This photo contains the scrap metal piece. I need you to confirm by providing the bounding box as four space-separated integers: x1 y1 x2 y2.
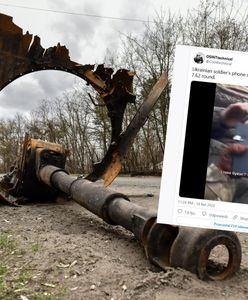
0 13 136 183
0 191 19 206
0 14 241 280
169 227 241 280
0 134 67 202
86 72 168 185
0 135 242 280
39 163 241 280
0 13 167 192
0 13 168 184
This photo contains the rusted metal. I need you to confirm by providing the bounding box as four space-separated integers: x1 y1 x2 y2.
169 227 241 280
39 164 241 280
86 72 168 185
0 13 168 185
0 13 242 281
0 13 137 184
40 165 130 224
0 134 242 280
0 134 67 202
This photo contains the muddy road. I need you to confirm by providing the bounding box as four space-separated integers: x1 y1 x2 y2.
0 176 248 300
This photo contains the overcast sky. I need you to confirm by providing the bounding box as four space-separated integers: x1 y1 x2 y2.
0 0 201 119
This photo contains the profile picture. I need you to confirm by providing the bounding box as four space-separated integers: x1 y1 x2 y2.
194 53 204 64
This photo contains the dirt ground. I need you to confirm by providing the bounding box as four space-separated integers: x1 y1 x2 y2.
1 176 248 300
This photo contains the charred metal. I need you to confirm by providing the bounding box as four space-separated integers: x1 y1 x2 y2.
0 13 242 281
0 13 136 185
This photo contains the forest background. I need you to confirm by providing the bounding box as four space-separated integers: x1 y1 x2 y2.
0 0 247 174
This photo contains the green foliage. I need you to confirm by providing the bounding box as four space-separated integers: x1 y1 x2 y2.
14 271 32 286
31 293 52 300
0 233 16 252
31 243 40 253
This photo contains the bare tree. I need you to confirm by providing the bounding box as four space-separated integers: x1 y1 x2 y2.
1 0 248 175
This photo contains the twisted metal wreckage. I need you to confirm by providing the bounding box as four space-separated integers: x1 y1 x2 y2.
0 13 242 280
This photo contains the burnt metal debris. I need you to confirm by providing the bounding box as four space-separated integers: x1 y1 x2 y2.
0 13 137 186
0 13 242 280
0 135 242 280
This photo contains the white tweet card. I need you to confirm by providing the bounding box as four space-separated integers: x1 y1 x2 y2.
158 45 248 233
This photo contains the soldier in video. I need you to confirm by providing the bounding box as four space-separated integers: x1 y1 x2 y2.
205 101 248 203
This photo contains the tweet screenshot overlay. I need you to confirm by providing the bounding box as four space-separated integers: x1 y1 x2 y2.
157 45 248 233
